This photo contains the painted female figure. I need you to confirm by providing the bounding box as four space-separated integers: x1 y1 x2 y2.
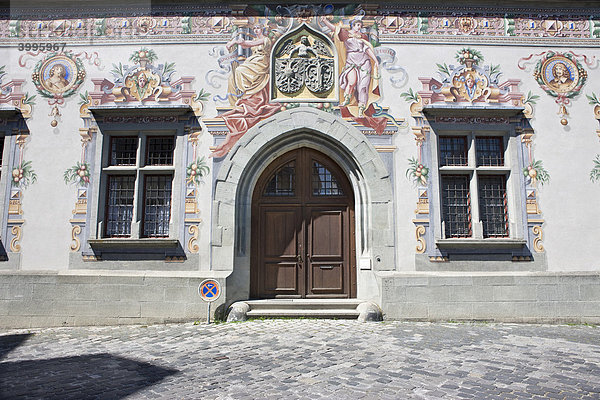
226 24 272 106
45 64 70 92
212 24 281 158
319 16 385 133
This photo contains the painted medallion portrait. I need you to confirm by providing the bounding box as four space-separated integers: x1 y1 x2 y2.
32 52 85 99
540 56 579 94
39 55 77 94
530 51 588 125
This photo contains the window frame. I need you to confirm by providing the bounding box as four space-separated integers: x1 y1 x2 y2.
0 133 9 252
91 129 182 242
430 127 524 243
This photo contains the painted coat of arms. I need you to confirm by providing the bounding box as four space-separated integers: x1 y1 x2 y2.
273 26 336 100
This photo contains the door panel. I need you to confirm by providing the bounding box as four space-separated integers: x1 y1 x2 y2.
259 207 303 296
310 210 343 257
310 262 344 293
263 210 299 257
264 262 298 293
307 208 347 296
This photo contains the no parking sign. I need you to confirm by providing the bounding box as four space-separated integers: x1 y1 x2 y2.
198 279 221 302
198 279 221 324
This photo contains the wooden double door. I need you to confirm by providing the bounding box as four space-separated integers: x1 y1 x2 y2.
251 148 356 298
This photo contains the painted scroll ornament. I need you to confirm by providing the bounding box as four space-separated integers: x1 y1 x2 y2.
110 48 176 102
31 51 86 127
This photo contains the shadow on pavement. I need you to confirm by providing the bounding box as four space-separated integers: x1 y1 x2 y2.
0 352 179 399
0 334 33 360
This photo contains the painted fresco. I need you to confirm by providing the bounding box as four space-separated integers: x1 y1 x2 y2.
0 3 598 267
401 48 547 260
587 93 600 183
3 7 599 41
71 48 210 255
209 20 283 158
206 5 406 157
30 51 86 127
0 65 36 254
519 51 593 125
90 48 201 107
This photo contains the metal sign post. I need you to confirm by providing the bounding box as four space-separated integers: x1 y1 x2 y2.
198 279 221 324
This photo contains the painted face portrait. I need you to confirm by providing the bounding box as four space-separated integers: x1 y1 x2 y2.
44 63 70 92
138 73 148 88
548 61 574 92
465 75 475 89
350 19 363 32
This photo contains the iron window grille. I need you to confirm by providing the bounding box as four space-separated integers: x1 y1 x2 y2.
105 175 135 237
264 161 295 196
441 175 472 238
0 137 4 179
438 134 510 239
142 175 172 238
476 136 504 167
478 175 509 237
439 136 468 166
146 136 175 166
103 133 175 238
312 161 344 196
110 136 137 166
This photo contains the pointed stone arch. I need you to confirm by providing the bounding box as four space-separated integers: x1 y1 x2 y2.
211 108 394 302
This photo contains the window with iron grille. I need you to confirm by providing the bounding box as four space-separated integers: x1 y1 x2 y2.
264 161 295 196
103 133 175 238
439 136 468 166
441 175 472 238
146 136 175 166
476 136 504 167
312 161 344 196
105 175 135 237
438 133 510 239
478 175 508 237
142 175 172 237
110 136 137 166
0 136 4 179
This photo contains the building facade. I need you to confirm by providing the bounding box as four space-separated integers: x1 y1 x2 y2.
1 1 600 328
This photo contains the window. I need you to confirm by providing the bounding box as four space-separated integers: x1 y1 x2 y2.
264 161 295 196
102 133 175 238
438 133 510 239
0 136 4 178
312 161 344 196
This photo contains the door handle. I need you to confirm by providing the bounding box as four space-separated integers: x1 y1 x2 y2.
297 254 303 267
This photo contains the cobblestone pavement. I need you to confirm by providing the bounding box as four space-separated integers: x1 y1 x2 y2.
1 320 600 399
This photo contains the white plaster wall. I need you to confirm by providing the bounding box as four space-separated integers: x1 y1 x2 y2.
3 43 218 270
3 38 600 272
381 43 600 272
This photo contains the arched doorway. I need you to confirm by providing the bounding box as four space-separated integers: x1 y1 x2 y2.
251 147 356 298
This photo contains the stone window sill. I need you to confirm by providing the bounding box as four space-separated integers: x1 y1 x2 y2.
88 239 180 249
436 238 526 249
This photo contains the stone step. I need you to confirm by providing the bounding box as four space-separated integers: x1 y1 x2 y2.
244 299 363 310
246 308 360 319
226 299 383 322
